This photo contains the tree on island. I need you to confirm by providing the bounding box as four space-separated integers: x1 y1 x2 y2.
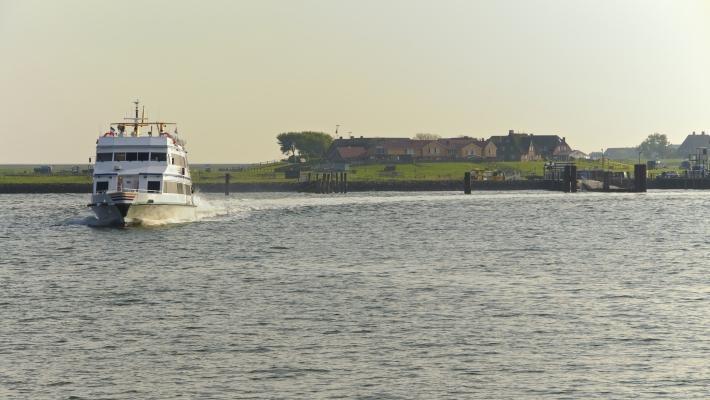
277 132 298 159
413 133 441 140
638 133 671 159
277 131 333 162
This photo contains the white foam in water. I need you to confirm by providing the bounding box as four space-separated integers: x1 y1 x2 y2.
78 191 559 227
127 192 233 226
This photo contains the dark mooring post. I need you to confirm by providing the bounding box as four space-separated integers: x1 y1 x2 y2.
343 172 348 193
603 172 611 191
563 165 572 193
634 164 647 192
224 173 230 195
570 165 578 193
464 171 472 194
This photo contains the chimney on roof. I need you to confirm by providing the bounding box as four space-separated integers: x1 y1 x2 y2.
360 136 364 138
339 136 343 139
508 129 514 136
350 136 354 139
703 131 706 135
693 131 696 135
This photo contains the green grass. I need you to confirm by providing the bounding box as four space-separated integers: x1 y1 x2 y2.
2 159 670 185
348 159 636 181
0 175 92 184
191 162 289 183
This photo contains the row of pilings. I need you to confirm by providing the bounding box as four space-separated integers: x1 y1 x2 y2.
299 172 348 194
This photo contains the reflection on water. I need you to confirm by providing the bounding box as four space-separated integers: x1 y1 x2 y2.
1 191 709 398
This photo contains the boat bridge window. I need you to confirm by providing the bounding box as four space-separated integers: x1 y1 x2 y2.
126 152 138 161
150 152 167 162
163 181 189 194
96 153 113 162
138 152 150 161
95 181 109 192
171 154 187 167
147 181 161 192
114 152 127 161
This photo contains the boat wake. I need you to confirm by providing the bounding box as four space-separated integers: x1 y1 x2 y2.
123 193 232 227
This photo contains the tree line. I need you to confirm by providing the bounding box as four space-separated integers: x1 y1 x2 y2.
277 131 333 162
637 133 673 159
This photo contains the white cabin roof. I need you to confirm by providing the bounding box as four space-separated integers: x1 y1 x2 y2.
97 135 186 153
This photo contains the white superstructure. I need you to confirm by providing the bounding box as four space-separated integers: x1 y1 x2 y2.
89 101 196 225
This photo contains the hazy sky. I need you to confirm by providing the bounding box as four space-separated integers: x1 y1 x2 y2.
1 0 709 163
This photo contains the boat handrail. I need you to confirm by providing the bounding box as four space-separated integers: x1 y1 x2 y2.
112 189 162 194
109 189 191 194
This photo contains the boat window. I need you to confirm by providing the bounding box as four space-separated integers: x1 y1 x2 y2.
96 152 113 162
163 181 177 193
162 181 190 194
171 154 186 167
114 152 127 161
150 152 167 162
137 152 150 161
95 181 109 192
126 152 138 161
147 181 161 192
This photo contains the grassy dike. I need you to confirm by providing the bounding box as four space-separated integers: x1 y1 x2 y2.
0 159 641 193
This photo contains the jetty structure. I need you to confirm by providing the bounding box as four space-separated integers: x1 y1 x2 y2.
463 162 648 194
88 100 196 225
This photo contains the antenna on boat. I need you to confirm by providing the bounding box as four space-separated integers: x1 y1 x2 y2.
132 99 140 137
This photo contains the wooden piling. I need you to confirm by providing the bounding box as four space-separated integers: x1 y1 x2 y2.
464 172 472 194
224 173 230 195
634 164 647 192
570 165 578 193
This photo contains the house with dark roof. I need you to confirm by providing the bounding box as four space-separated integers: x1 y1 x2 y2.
437 137 488 159
677 131 710 157
327 136 492 162
368 138 421 160
488 130 571 161
326 131 565 162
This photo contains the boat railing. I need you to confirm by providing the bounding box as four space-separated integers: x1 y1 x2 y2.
113 188 162 194
110 188 191 195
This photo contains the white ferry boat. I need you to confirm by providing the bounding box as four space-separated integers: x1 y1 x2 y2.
89 101 196 225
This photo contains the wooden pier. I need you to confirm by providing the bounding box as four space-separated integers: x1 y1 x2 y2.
300 171 348 194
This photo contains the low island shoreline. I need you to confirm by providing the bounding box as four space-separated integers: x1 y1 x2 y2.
2 178 709 194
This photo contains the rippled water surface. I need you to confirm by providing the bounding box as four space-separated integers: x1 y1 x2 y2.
1 191 709 399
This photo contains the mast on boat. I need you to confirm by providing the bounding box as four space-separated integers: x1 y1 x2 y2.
109 100 178 140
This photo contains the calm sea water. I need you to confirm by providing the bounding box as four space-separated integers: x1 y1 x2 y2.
1 191 708 399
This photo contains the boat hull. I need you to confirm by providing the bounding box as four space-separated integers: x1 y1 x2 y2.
91 203 197 226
